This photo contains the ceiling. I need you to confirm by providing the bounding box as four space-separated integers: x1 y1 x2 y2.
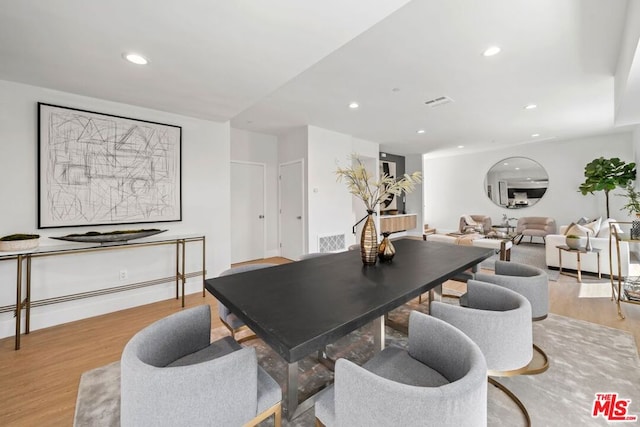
1 0 638 157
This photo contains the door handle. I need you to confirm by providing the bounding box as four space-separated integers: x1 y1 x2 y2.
297 216 302 220
258 215 265 219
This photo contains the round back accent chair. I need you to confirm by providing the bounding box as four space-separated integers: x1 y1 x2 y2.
431 280 533 426
218 263 278 342
514 216 557 244
315 311 488 426
475 261 548 320
474 260 550 375
121 305 282 427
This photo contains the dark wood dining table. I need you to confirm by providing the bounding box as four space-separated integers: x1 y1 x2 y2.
205 238 493 419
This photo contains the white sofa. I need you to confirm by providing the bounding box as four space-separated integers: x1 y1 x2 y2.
545 225 629 277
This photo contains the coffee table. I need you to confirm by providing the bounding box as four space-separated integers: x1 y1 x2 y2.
205 239 493 419
556 245 601 282
426 233 512 261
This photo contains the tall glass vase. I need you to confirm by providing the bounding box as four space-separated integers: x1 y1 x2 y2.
360 211 378 265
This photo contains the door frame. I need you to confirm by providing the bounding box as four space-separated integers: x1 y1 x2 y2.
231 160 267 262
278 158 306 258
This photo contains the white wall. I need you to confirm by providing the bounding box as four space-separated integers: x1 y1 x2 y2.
350 137 380 245
424 132 634 233
230 128 279 257
307 126 353 252
0 79 231 338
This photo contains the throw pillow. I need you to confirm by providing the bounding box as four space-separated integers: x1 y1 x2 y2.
462 215 477 226
585 217 602 235
576 216 589 225
565 222 594 237
597 218 623 237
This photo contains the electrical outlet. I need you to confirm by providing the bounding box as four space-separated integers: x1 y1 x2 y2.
119 270 127 280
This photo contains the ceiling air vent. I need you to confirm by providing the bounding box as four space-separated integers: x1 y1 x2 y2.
424 96 454 107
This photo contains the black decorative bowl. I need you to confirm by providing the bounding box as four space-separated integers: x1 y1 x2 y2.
51 229 167 244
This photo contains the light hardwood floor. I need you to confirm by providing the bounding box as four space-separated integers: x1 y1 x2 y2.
0 257 638 426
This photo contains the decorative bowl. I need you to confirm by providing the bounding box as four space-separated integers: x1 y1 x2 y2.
566 236 581 250
0 238 39 252
51 229 166 245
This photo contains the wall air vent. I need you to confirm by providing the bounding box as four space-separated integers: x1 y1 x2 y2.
424 96 454 107
318 234 345 253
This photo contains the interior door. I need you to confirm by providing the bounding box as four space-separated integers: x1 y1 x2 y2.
279 160 304 260
230 162 265 263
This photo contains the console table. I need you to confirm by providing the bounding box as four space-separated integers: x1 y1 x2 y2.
0 234 206 350
380 214 417 233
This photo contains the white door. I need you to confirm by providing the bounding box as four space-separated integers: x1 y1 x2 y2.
231 162 265 263
279 160 304 260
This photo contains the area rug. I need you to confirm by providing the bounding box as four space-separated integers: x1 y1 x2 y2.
480 242 560 281
578 281 614 298
74 314 640 426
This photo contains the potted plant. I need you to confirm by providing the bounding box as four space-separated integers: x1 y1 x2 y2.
618 185 640 217
578 157 636 218
0 233 40 252
565 234 581 250
617 185 640 239
336 154 421 265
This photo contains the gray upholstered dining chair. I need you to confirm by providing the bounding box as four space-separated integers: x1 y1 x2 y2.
218 263 277 342
474 260 550 374
431 280 533 425
314 311 488 426
474 261 548 320
298 252 331 260
120 305 282 427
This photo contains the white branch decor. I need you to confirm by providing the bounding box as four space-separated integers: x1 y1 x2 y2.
336 154 422 212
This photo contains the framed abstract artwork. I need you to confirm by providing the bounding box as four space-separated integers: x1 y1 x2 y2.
38 103 182 228
380 160 398 210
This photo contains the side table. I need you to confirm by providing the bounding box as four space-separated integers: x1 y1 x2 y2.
556 245 601 283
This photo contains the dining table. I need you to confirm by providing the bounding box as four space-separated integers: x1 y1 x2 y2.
204 238 494 419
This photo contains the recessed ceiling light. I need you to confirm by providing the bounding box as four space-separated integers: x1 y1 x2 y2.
457 145 464 149
483 46 501 57
348 102 359 109
515 167 520 170
417 129 425 134
503 162 509 166
524 104 537 110
123 53 149 65
532 133 540 137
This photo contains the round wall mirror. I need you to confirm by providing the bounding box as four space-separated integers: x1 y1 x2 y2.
485 157 548 209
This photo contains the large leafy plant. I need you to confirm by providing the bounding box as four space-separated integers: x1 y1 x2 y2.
578 157 636 218
618 184 640 217
336 154 422 212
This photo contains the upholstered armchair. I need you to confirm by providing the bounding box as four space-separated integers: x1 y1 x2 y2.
515 216 557 244
459 215 492 234
120 305 282 427
474 261 550 374
218 264 277 342
474 261 548 320
315 311 488 426
431 280 533 424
